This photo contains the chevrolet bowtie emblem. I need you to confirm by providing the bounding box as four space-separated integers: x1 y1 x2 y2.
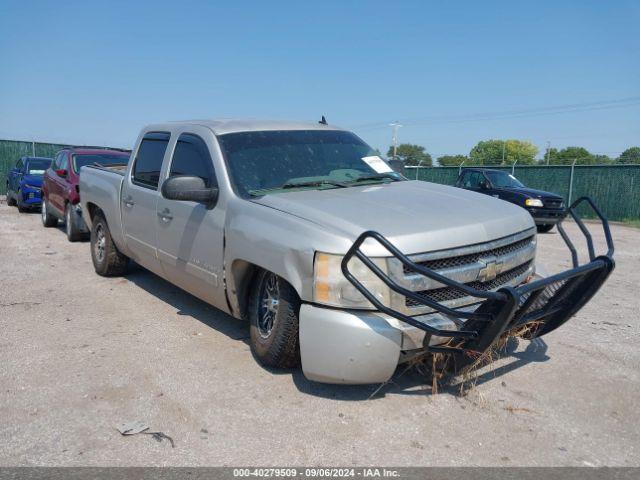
478 256 503 282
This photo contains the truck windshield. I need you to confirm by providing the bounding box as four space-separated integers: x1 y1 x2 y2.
73 154 130 174
26 158 51 175
218 130 403 196
486 170 525 188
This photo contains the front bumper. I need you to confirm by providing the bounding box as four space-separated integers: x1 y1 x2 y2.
21 187 42 205
311 197 614 385
527 207 567 225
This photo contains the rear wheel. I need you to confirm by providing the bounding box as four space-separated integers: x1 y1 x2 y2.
65 204 83 242
6 187 16 206
90 212 128 276
41 198 58 227
248 270 301 369
537 224 554 233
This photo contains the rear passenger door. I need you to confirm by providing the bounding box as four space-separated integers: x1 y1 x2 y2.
121 132 171 276
155 130 226 307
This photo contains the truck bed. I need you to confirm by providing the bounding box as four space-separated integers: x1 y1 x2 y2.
79 164 128 249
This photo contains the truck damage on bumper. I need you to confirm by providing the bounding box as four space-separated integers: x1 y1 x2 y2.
300 197 615 385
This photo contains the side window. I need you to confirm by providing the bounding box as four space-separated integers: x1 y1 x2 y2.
467 172 482 188
168 133 216 188
53 152 63 170
59 153 69 172
132 132 171 189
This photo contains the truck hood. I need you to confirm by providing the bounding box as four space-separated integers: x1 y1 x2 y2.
22 174 44 187
505 186 563 199
252 180 535 254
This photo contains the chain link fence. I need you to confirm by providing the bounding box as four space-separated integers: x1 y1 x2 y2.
407 164 640 222
0 139 122 195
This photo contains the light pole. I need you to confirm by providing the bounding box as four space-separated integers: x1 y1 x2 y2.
546 141 551 165
389 121 403 159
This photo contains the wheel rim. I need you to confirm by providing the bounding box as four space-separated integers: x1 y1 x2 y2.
41 201 47 222
94 223 106 263
257 273 279 338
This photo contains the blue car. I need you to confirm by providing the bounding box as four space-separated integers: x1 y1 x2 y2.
6 156 52 212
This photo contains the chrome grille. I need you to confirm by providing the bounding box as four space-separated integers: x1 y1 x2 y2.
406 261 533 307
403 235 535 273
389 228 537 314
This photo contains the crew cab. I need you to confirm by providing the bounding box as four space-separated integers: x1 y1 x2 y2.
6 156 52 212
41 147 130 241
455 168 566 232
79 120 614 384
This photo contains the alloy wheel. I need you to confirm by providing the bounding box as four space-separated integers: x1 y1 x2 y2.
258 273 279 338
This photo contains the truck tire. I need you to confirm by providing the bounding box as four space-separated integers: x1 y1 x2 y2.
248 270 300 369
41 198 58 227
90 212 128 276
65 203 83 242
537 224 554 233
6 187 16 206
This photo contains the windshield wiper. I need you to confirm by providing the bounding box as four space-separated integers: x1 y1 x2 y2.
349 173 401 183
281 179 348 189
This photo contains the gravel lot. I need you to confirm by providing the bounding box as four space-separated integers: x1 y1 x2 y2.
1 199 638 467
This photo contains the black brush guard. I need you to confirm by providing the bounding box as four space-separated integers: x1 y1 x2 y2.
341 197 615 356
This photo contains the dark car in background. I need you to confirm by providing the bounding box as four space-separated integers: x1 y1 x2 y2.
455 168 566 233
6 156 52 212
42 147 130 241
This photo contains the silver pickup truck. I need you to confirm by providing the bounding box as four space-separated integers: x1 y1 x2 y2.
79 119 615 384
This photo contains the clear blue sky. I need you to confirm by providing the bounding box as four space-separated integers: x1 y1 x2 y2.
1 0 638 159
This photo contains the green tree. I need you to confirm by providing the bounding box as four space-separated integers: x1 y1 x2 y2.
469 139 538 165
437 154 468 166
387 143 432 166
617 147 640 164
548 146 595 165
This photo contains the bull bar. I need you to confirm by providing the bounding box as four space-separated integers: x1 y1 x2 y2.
341 197 615 356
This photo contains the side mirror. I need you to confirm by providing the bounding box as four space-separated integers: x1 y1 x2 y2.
479 180 488 190
56 169 68 178
161 175 218 206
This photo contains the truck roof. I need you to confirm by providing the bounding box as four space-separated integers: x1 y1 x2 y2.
148 118 345 135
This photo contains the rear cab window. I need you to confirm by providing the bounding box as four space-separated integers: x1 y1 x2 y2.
131 132 171 189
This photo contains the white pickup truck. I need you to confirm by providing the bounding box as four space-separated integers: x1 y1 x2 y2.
79 119 615 384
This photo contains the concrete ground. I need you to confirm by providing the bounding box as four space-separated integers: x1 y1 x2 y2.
0 199 638 467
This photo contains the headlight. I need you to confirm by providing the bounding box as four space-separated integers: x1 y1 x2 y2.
525 198 543 207
313 252 391 309
24 184 40 190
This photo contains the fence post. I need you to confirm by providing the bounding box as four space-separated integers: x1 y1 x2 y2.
568 159 577 204
458 160 465 175
31 141 35 156
416 159 424 180
512 159 518 175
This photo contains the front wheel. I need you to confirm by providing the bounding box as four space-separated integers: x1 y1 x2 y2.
16 190 28 212
41 198 58 227
90 213 128 276
537 224 555 233
6 187 16 206
248 270 301 369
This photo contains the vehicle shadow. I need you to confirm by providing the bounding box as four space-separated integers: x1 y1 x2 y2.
120 264 549 400
124 263 250 343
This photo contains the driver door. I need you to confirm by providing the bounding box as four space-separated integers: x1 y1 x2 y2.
156 130 227 308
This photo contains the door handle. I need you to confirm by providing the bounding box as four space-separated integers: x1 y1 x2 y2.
157 208 173 221
123 196 135 207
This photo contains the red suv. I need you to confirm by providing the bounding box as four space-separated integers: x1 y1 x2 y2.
42 147 130 241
